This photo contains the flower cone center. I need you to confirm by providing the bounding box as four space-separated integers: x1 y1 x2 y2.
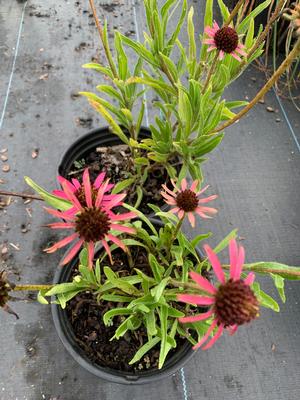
176 190 198 212
214 279 259 327
214 27 238 53
75 207 111 242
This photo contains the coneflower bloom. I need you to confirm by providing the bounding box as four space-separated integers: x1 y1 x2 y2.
178 239 259 350
45 169 137 268
204 21 246 61
161 179 217 227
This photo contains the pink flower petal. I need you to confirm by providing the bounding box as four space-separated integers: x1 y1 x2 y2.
198 195 218 204
110 212 137 221
102 240 113 264
204 245 225 284
189 271 217 295
202 324 224 350
234 245 245 280
52 190 69 200
169 207 180 214
196 185 209 196
229 239 238 280
179 310 214 323
204 26 216 36
110 224 136 234
203 39 216 45
219 50 225 60
61 182 82 211
197 206 218 215
105 193 126 209
47 222 75 229
71 178 81 190
44 207 75 221
61 240 84 266
193 319 218 350
207 46 217 52
187 212 196 228
161 184 176 197
181 178 187 191
87 242 95 269
83 169 92 208
244 272 255 286
228 324 238 336
236 46 247 56
94 172 106 189
178 209 185 219
107 234 127 252
57 176 76 192
213 21 220 31
231 52 242 62
177 294 215 306
44 233 78 253
161 192 177 204
95 179 111 208
190 180 199 192
195 210 212 219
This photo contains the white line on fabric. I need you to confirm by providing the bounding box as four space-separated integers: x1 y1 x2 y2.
180 368 189 400
131 0 150 127
0 1 27 130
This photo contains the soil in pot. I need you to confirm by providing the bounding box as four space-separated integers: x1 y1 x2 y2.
65 246 198 373
61 128 180 214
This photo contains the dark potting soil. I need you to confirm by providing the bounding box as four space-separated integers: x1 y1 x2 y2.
67 143 179 214
65 247 194 373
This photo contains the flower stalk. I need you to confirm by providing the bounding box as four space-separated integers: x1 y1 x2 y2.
0 190 42 201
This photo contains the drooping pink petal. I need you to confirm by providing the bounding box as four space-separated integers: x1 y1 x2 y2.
193 319 218 350
207 45 217 52
202 324 224 350
83 169 92 208
94 172 106 189
169 207 180 214
52 190 69 200
109 212 137 221
102 240 113 264
229 239 238 280
181 178 187 191
60 239 84 265
236 46 247 56
47 222 76 229
178 209 185 219
231 52 242 62
57 176 76 193
195 210 212 219
196 185 209 196
197 206 218 215
161 184 177 197
204 26 216 36
187 212 195 228
44 207 75 221
104 193 126 209
179 310 214 323
110 224 136 234
44 233 79 253
106 234 127 252
213 21 220 31
219 50 225 60
161 192 177 204
189 271 217 295
95 179 111 208
234 245 245 280
87 242 95 269
228 324 238 336
204 245 225 284
170 179 179 191
244 272 255 286
177 294 215 306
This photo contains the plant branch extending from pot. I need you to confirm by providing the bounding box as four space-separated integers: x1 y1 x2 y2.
88 0 118 78
210 37 300 134
0 190 42 201
13 284 54 292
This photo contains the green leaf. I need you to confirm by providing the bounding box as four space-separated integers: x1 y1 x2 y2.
129 337 161 365
270 274 286 303
126 76 177 96
82 63 114 79
112 178 135 194
24 177 72 211
100 294 134 302
191 233 212 248
148 254 164 282
45 282 84 296
151 278 170 302
96 85 124 103
213 229 238 254
225 100 249 109
120 34 159 67
158 305 169 369
217 0 230 23
103 308 133 326
187 7 196 61
37 290 49 305
242 262 300 280
253 283 280 312
123 203 157 235
145 310 157 336
238 0 272 34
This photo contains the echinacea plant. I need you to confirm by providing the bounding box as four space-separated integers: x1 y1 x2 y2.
78 0 300 205
1 171 300 370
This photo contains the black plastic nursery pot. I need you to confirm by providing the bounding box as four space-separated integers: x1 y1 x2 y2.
51 247 196 385
58 126 174 215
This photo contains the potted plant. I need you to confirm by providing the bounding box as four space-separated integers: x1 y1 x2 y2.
58 0 299 213
1 169 300 384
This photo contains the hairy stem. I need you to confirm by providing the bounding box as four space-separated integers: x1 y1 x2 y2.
13 285 53 292
224 0 245 26
210 37 300 134
88 0 118 78
0 190 42 201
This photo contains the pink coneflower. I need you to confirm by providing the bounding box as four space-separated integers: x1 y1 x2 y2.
45 169 136 268
161 179 217 227
204 21 246 61
178 239 259 350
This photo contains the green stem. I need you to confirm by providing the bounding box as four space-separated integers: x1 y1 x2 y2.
13 285 53 292
210 37 300 134
224 0 245 26
222 263 300 278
